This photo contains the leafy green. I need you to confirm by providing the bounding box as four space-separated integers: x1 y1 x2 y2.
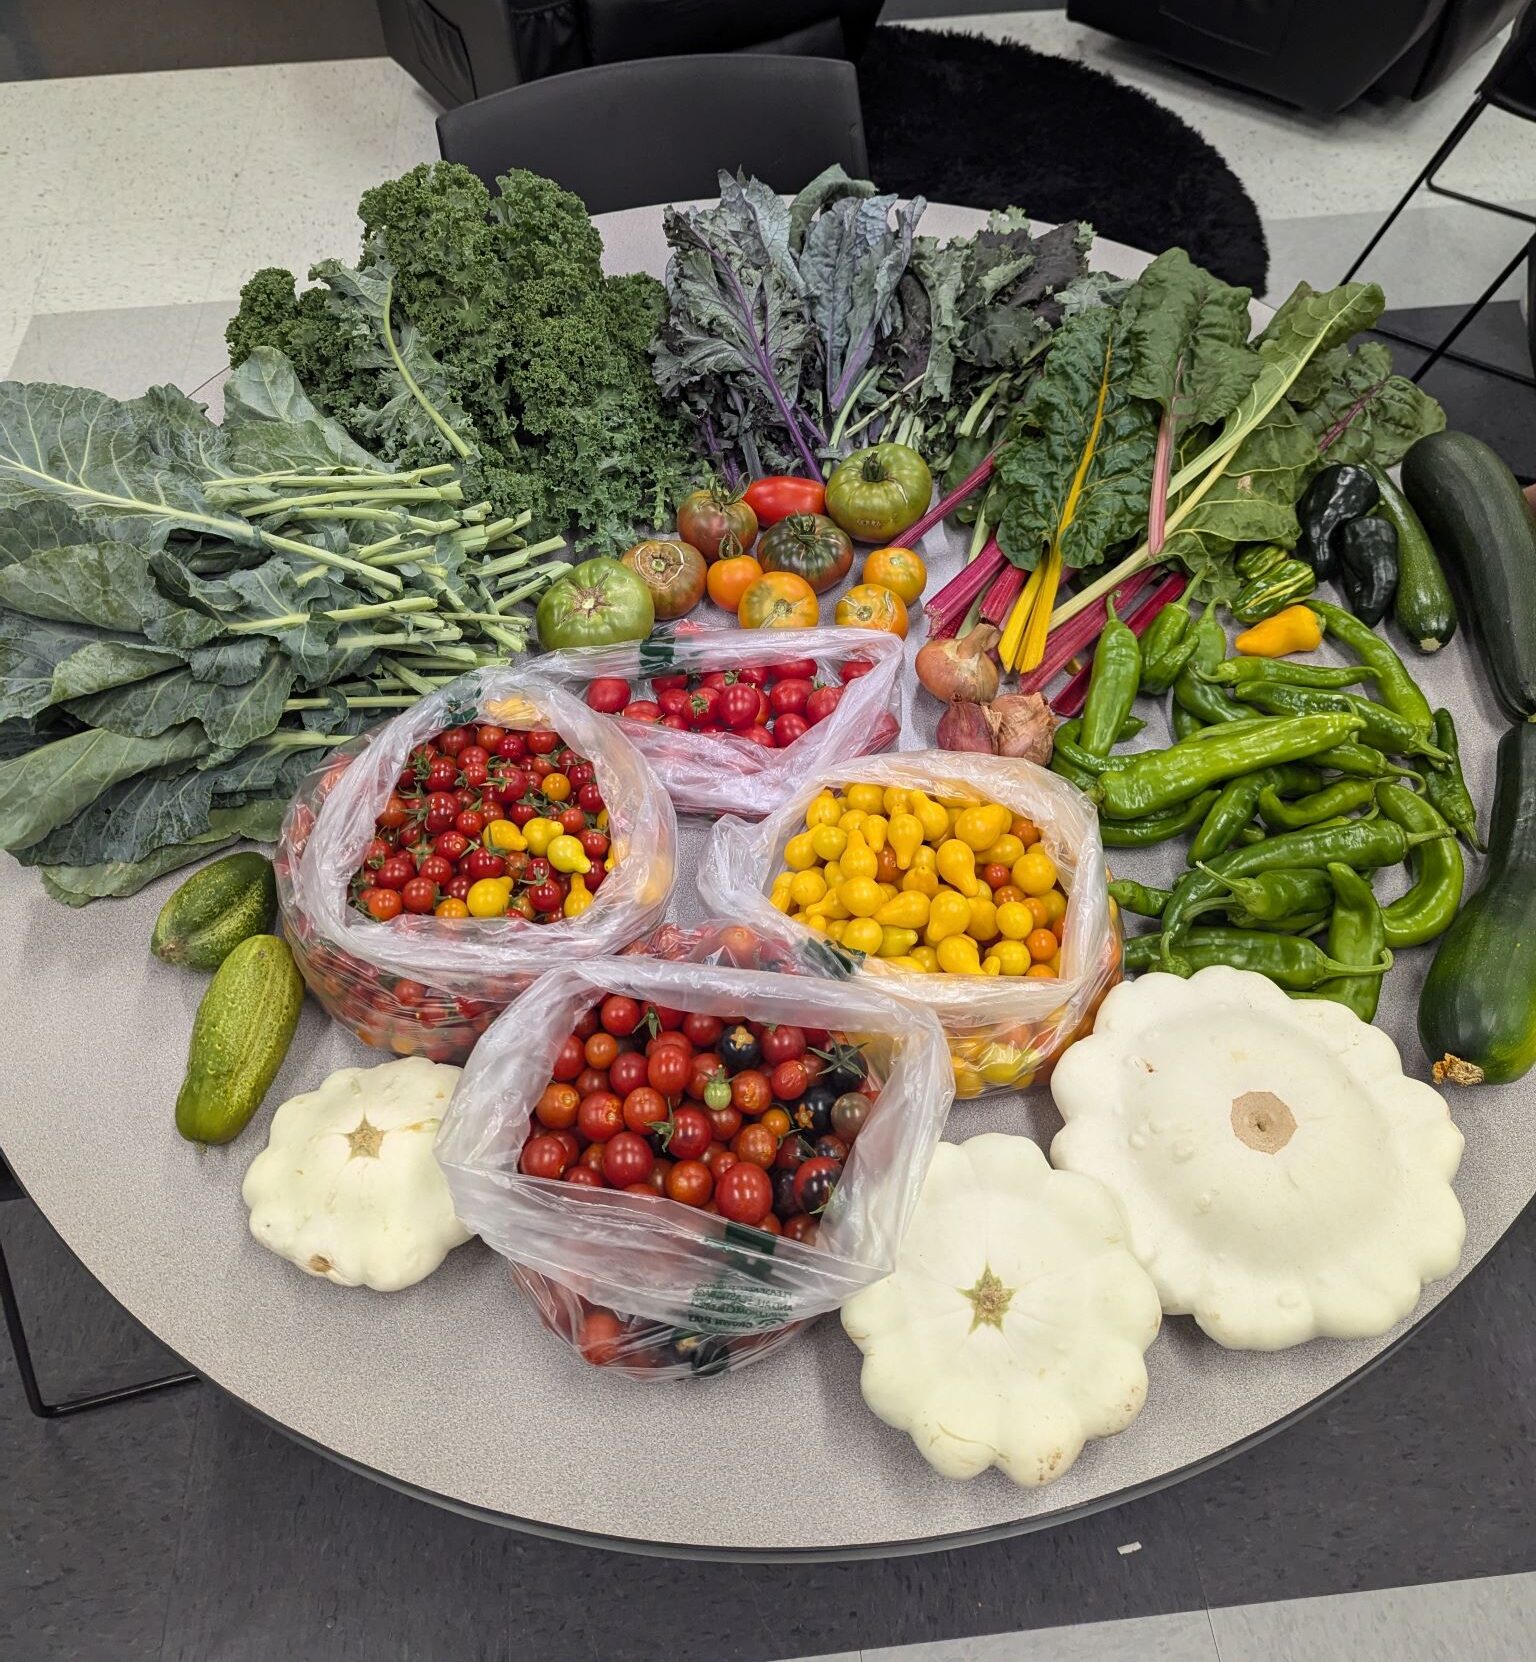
1291 340 1445 466
1124 249 1259 425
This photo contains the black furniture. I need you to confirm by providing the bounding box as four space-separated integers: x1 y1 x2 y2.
1067 0 1521 114
0 1153 196 1418
437 53 868 208
1344 3 1536 385
380 0 882 108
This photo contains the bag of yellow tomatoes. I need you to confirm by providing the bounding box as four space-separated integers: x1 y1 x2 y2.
698 752 1121 1097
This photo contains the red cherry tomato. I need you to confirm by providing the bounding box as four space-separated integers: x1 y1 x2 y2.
601 1132 655 1189
527 729 561 755
609 1051 649 1096
772 713 810 748
656 688 690 720
768 658 818 681
794 1156 843 1213
732 1124 779 1170
578 782 605 814
437 728 471 757
648 1003 685 1031
840 656 876 682
361 887 403 921
715 1162 774 1225
707 1104 743 1142
520 1133 572 1178
622 699 661 723
600 994 643 1036
768 677 813 716
717 682 762 731
462 848 505 880
580 829 610 861
535 1083 580 1129
736 666 768 687
621 1086 667 1135
528 879 565 914
574 1067 608 1099
665 1160 713 1207
681 1012 723 1047
574 1007 601 1038
564 1166 604 1188
805 685 843 724
660 713 688 731
455 809 487 839
759 1025 807 1065
686 1052 722 1100
496 732 528 760
687 686 721 728
401 876 437 914
730 1070 772 1116
768 1058 810 1101
377 794 410 829
652 673 688 693
738 726 778 750
585 677 631 713
577 1092 624 1143
665 1106 713 1160
647 1046 692 1096
433 830 469 861
584 1030 620 1069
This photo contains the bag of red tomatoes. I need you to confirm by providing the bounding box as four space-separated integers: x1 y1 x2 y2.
434 948 951 1378
525 627 903 817
697 752 1121 1099
274 672 677 1063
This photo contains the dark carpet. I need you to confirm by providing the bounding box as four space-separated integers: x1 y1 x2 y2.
860 24 1269 293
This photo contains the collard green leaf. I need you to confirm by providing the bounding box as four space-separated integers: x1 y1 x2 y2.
65 667 209 738
0 614 184 721
39 828 241 905
995 306 1160 571
200 651 294 749
130 385 230 478
0 541 165 632
0 721 208 851
222 347 380 471
186 637 270 684
1293 341 1446 467
0 498 143 567
1124 249 1260 426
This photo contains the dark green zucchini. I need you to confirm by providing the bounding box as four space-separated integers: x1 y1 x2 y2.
1400 432 1536 719
1419 723 1536 1086
1368 463 1457 653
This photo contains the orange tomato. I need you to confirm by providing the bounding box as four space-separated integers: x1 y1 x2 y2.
707 554 763 611
835 582 908 637
861 545 926 604
738 571 819 629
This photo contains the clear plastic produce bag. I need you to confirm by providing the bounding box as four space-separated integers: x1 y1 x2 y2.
524 627 903 817
435 943 953 1379
274 672 677 1063
697 752 1121 1098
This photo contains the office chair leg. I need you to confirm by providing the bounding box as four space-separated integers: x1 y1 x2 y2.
1341 98 1488 284
0 1230 198 1419
1410 233 1536 383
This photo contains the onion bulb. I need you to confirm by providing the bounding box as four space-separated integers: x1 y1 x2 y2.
916 623 1000 704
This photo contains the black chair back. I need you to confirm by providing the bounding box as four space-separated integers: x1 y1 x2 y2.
1484 0 1536 117
437 54 868 209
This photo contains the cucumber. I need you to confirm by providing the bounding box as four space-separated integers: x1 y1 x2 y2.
1400 432 1536 718
152 851 276 971
175 934 304 1144
1368 464 1457 653
1419 723 1536 1086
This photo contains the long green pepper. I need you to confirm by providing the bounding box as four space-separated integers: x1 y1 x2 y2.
1080 599 1142 756
1098 789 1222 847
1308 600 1435 733
1257 777 1377 831
1191 864 1335 924
1108 879 1172 918
1424 708 1482 851
1233 682 1448 759
1172 603 1244 725
1139 598 1194 695
1301 863 1389 1019
1202 658 1378 691
1127 927 1390 989
1376 782 1464 947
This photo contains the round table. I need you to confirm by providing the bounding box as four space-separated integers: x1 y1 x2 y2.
2 204 1532 1561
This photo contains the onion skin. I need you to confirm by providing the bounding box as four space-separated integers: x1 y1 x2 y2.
986 693 1057 763
936 701 995 752
915 623 1001 704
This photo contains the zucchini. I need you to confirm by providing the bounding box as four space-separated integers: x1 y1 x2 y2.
1230 559 1316 625
1420 723 1536 1086
1368 464 1456 652
1400 432 1536 719
175 934 304 1144
151 851 276 971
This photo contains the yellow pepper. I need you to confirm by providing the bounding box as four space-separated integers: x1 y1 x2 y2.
984 940 1029 976
845 783 885 815
839 876 885 918
840 830 878 881
909 790 949 843
546 834 591 874
925 890 972 943
901 866 939 897
967 892 998 942
995 900 1032 940
807 792 842 827
562 875 594 918
910 944 940 973
466 878 509 918
935 838 979 896
810 824 848 862
953 802 1011 852
936 934 983 974
878 925 918 958
784 832 818 871
886 812 924 870
978 833 1024 868
875 890 929 929
1235 603 1323 658
789 869 827 908
842 916 883 954
521 817 562 856
882 786 912 817
482 818 526 854
860 813 888 853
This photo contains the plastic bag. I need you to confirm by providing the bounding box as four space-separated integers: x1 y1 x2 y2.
697 751 1121 1098
524 627 903 816
274 671 677 1063
435 945 952 1378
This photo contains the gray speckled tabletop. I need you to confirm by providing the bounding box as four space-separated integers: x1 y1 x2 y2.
1 206 1531 1558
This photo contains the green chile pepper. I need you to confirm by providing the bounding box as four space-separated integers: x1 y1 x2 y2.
1171 704 1205 741
1338 515 1399 628
1108 879 1172 918
1050 751 1097 791
1312 742 1421 782
1257 777 1377 831
1296 464 1380 581
1233 681 1447 760
1302 863 1389 1020
1080 600 1142 756
1139 598 1194 696
1202 659 1377 691
1189 771 1271 863
1159 815 1450 962
1053 719 1143 778
1098 789 1222 847
1307 601 1434 733
1424 708 1482 851
1173 604 1245 726
1192 864 1335 924
1137 926 1391 990
1096 713 1362 819
1376 782 1464 948
1231 558 1318 626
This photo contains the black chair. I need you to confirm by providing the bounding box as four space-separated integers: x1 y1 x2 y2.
1342 3 1536 386
380 0 883 108
1 1152 196 1418
437 54 868 209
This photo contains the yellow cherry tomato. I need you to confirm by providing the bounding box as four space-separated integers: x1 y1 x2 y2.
1038 888 1068 925
985 941 1030 976
838 808 867 835
784 832 817 871
910 844 937 874
1026 963 1057 979
810 824 848 862
839 876 885 918
860 545 926 605
541 772 571 802
1012 848 1059 896
886 812 923 870
925 890 972 943
936 935 983 974
562 875 593 918
882 786 912 817
482 818 526 854
808 890 851 921
789 870 827 907
522 817 562 856
466 879 510 918
770 874 795 913
840 830 878 881
967 893 998 942
901 866 938 897
875 890 929 929
434 897 470 918
953 803 1011 852
824 919 848 943
860 813 888 853
935 839 979 896
804 914 830 934
910 944 940 973
885 955 928 973
806 793 842 828
845 783 884 815
995 900 1032 941
878 925 919 958
822 860 844 888
978 834 1024 868
841 917 883 954
909 791 949 843
546 834 591 874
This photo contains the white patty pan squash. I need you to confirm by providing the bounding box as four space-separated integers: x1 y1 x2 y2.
1050 965 1466 1351
840 1134 1161 1486
242 1057 472 1292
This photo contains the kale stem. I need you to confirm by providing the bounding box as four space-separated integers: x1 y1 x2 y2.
377 270 474 460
